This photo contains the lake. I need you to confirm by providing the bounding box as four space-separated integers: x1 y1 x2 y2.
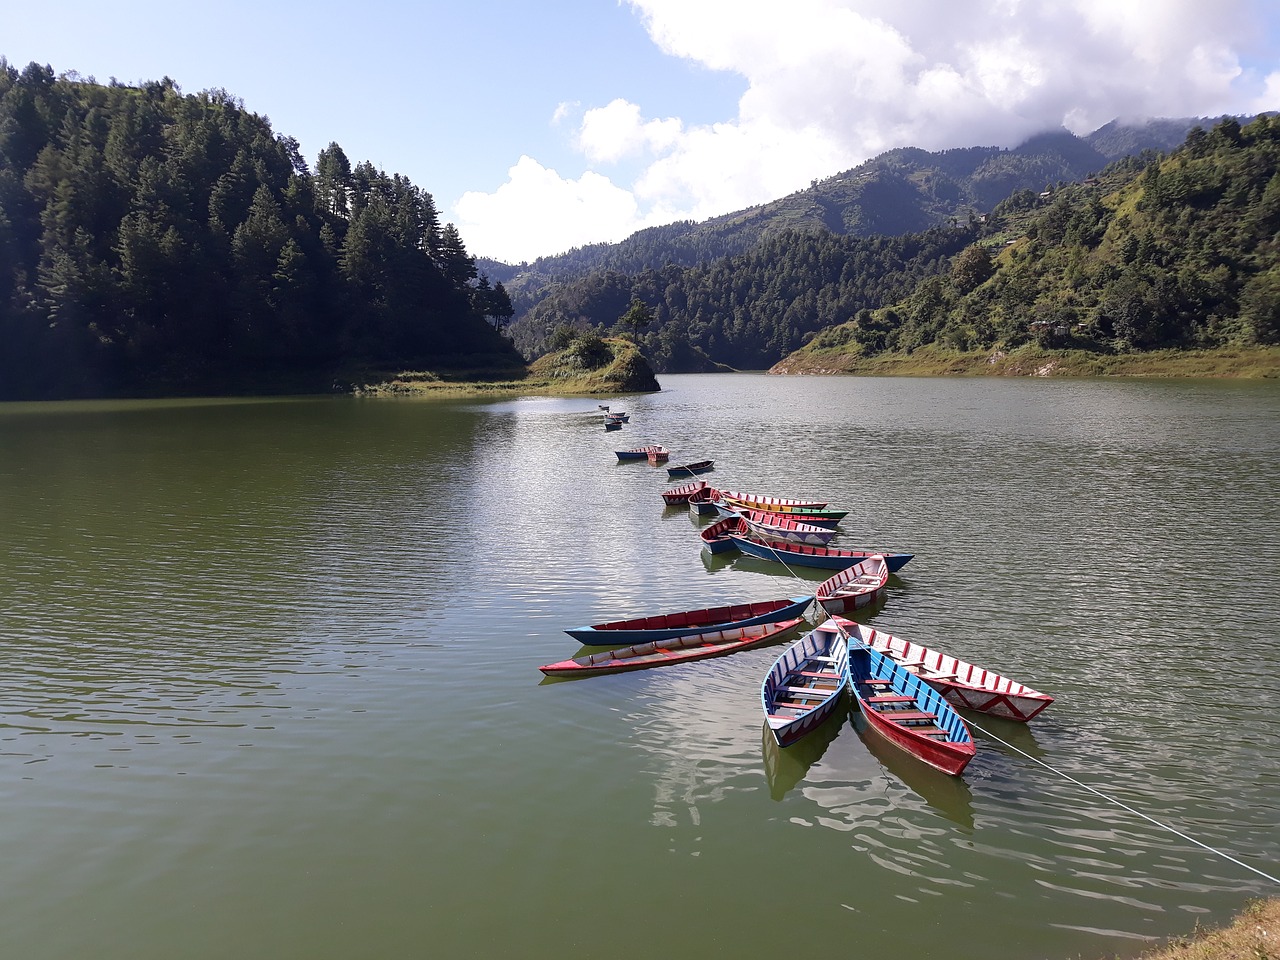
2 373 1278 960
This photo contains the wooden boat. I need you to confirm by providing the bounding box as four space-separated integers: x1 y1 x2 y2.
598 404 610 411
743 512 838 547
699 515 748 554
761 618 850 747
565 595 814 645
687 485 720 516
647 446 670 463
814 556 889 615
843 621 975 776
713 495 846 525
719 505 842 530
661 479 708 505
604 420 623 431
729 534 914 572
604 411 630 423
717 488 829 513
667 459 714 478
539 618 804 679
842 621 1053 721
616 445 666 460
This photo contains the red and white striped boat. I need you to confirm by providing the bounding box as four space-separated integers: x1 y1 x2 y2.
842 620 1053 722
725 506 841 530
716 488 829 514
815 556 889 615
743 512 837 547
661 479 708 505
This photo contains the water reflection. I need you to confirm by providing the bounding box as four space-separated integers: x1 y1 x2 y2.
853 712 977 831
760 707 845 800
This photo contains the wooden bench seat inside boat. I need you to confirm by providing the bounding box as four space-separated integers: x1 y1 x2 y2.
796 670 843 680
866 694 914 704
878 710 937 723
781 685 836 697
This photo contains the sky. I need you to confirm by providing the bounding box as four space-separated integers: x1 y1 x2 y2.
6 0 1280 264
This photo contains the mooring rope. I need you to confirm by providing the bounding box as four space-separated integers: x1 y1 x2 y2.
964 715 1280 887
704 489 1280 888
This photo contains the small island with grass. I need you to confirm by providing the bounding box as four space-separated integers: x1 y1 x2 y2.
351 333 660 397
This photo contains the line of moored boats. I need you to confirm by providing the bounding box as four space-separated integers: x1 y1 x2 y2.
540 431 1053 778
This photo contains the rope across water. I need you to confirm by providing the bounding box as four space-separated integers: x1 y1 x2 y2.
731 513 1280 889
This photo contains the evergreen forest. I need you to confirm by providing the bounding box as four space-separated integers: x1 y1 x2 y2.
1 59 1275 399
0 60 521 400
507 115 1280 371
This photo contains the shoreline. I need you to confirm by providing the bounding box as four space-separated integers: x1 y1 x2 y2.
1130 897 1278 960
769 344 1280 379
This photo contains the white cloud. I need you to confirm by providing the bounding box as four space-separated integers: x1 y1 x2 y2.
457 0 1280 261
577 98 683 163
454 156 645 264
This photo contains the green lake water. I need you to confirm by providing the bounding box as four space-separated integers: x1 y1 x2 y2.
2 374 1278 959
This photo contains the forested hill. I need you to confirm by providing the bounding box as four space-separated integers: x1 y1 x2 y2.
779 114 1280 366
484 116 1220 292
0 61 522 401
509 115 1278 371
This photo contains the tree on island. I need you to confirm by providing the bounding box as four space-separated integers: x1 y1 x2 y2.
619 297 654 341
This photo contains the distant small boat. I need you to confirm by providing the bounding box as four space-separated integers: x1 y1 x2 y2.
743 513 838 546
843 621 1053 722
761 618 850 747
729 535 913 572
667 460 714 478
604 420 623 431
616 445 667 460
598 404 610 412
688 485 720 516
647 446 670 463
717 489 829 513
843 622 975 776
815 556 889 615
565 595 814 645
539 618 804 679
661 479 709 505
699 514 748 554
605 412 630 423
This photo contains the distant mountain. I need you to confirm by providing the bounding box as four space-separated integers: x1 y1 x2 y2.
493 117 1221 293
505 114 1278 372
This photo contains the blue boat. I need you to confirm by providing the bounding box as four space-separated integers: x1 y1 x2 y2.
845 625 975 776
761 618 850 747
565 595 814 645
667 459 714 478
730 534 913 572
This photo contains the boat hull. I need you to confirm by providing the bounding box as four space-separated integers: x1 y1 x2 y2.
745 516 837 547
717 489 829 512
814 556 889 615
730 535 913 572
847 640 975 776
761 620 850 747
846 622 1053 722
566 595 814 645
700 515 747 555
540 618 804 678
688 487 720 516
668 460 714 477
616 445 665 460
661 480 708 505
